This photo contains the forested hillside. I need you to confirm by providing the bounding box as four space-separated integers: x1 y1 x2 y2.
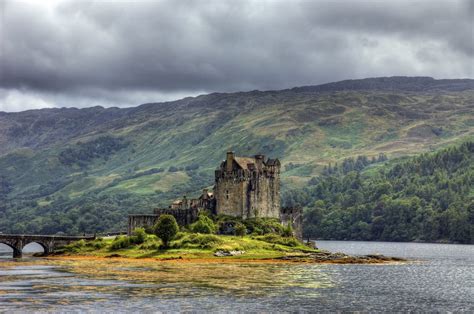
297 141 474 243
0 77 473 238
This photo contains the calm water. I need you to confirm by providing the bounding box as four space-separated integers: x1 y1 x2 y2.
0 241 473 312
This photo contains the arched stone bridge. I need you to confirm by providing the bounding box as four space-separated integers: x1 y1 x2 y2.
0 234 95 258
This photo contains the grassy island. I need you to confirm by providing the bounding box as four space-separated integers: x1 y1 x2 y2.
53 215 404 264
59 232 317 260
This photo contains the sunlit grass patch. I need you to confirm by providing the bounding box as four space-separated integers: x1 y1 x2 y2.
58 232 318 260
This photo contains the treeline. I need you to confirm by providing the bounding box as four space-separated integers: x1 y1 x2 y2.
284 141 473 243
59 136 129 167
321 153 387 176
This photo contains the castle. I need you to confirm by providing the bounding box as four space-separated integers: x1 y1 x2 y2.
128 152 302 239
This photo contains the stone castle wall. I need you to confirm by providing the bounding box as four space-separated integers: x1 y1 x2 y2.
248 172 280 219
128 214 158 235
128 208 199 235
214 172 246 217
153 207 199 226
214 153 281 219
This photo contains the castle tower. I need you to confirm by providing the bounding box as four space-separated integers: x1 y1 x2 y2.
214 152 280 219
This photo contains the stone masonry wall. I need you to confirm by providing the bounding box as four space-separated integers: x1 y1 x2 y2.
128 215 158 235
215 175 247 217
215 159 281 219
247 172 280 219
154 207 199 226
128 208 200 235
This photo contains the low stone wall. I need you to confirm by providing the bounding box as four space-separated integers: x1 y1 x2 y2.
128 214 159 235
153 207 199 226
128 208 200 235
129 207 302 240
280 207 303 240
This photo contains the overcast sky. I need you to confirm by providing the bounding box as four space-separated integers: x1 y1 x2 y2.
0 0 473 112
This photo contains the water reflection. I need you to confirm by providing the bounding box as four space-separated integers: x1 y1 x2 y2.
0 241 473 312
0 259 333 311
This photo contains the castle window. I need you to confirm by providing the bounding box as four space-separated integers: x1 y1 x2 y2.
225 190 229 200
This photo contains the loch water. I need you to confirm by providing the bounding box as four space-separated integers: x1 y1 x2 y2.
0 241 472 312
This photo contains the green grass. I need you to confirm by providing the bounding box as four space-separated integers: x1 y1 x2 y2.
59 233 318 260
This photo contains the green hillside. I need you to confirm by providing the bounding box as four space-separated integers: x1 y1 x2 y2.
299 141 474 244
0 77 473 236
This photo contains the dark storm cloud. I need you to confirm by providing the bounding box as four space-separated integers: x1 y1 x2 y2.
0 0 473 111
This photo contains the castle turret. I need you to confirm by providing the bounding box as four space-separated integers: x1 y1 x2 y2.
255 154 264 171
226 151 234 172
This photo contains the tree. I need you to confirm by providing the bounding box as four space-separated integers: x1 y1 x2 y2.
234 223 247 237
154 214 179 248
190 214 217 234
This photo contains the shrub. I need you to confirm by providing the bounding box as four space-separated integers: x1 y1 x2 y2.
174 232 186 241
85 238 107 249
176 233 223 249
62 239 86 253
254 234 300 247
154 214 179 247
91 240 107 249
71 239 86 248
282 222 293 237
190 214 217 234
234 223 247 237
110 236 131 250
139 239 161 250
130 228 146 244
244 218 285 235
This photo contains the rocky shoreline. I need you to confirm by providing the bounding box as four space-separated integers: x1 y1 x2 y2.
271 251 407 264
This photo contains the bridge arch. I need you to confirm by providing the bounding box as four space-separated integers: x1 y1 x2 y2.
22 241 49 256
0 242 15 252
0 242 21 258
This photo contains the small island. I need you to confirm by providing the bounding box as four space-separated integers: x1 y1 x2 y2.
55 219 404 264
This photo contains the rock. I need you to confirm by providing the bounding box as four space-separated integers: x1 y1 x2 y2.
214 250 245 257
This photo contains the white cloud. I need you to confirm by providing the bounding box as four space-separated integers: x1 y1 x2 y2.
0 89 54 112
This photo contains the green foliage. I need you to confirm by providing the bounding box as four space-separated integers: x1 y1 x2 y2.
59 136 128 167
244 218 286 235
254 234 300 247
190 214 217 234
216 216 286 236
282 222 293 237
154 214 179 247
173 233 223 249
68 239 86 250
234 223 247 237
300 141 474 243
139 237 162 250
130 228 146 244
110 236 131 250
